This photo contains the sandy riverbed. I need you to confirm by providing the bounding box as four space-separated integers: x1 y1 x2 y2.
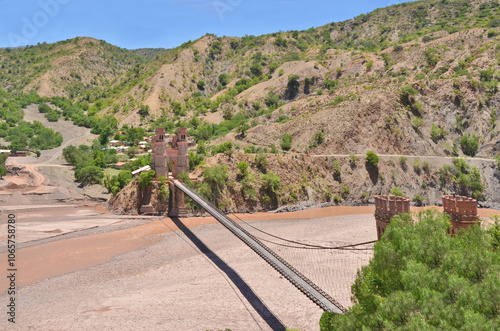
0 210 376 331
1 203 499 331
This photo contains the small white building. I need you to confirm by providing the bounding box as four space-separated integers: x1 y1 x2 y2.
132 165 151 177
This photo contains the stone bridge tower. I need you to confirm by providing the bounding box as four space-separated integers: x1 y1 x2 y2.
374 195 410 240
442 195 480 235
151 127 190 218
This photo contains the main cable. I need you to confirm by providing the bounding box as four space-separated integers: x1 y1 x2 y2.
162 142 374 251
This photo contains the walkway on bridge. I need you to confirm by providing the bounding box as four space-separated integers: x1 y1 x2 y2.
174 179 357 314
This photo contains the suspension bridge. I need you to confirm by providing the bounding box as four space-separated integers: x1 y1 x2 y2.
148 127 375 317
174 179 367 314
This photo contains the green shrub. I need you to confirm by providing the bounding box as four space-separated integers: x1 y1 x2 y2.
309 130 325 149
188 151 205 170
45 111 61 122
460 133 479 157
255 154 268 172
366 151 379 166
340 184 350 198
366 60 373 71
265 92 280 109
422 161 430 173
75 166 104 186
413 159 422 174
212 141 233 155
430 123 446 143
349 153 357 164
38 103 51 113
261 172 281 194
399 156 407 166
203 165 229 195
281 133 293 151
286 74 300 99
218 73 230 86
412 194 424 205
138 170 155 189
237 161 249 177
488 30 498 38
331 95 345 106
412 115 423 130
400 85 418 103
438 158 485 199
332 161 341 177
424 47 439 67
393 45 403 52
494 155 500 170
250 63 263 76
389 186 405 197
320 211 500 330
241 174 257 200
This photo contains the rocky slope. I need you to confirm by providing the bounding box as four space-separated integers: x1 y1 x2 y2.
4 0 500 212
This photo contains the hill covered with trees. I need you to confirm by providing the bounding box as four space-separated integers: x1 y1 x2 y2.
1 0 500 210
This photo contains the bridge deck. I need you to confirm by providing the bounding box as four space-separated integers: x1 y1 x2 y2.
173 180 346 314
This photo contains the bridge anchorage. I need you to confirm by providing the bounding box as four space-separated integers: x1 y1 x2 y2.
149 127 347 314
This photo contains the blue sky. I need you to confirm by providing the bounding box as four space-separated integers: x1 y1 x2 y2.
0 0 417 49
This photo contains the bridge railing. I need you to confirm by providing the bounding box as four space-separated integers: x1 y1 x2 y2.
173 180 347 314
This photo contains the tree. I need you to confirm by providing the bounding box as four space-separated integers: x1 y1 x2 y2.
75 166 103 186
320 210 500 330
460 133 479 157
389 186 405 197
286 74 300 99
138 170 155 189
261 172 281 194
237 123 250 137
250 63 263 76
218 73 230 86
203 165 229 194
138 104 150 117
255 154 268 172
127 146 140 159
38 103 51 113
309 130 325 149
237 161 249 177
0 153 7 178
281 133 293 151
365 151 379 166
99 126 113 146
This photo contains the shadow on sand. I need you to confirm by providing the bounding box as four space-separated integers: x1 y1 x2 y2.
171 217 286 331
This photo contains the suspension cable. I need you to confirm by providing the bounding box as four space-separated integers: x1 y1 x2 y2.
161 143 374 251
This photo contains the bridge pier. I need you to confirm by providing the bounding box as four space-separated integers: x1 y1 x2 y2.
168 181 187 218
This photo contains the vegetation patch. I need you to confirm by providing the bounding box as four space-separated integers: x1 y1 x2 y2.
321 211 500 330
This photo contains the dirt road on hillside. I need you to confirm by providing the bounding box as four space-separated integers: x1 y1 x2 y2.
4 104 108 200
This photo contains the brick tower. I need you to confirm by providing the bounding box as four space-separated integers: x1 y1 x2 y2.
442 195 480 235
152 128 168 178
149 127 191 217
374 195 410 240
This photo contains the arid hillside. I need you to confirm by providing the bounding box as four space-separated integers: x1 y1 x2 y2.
2 0 500 212
0 37 144 97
